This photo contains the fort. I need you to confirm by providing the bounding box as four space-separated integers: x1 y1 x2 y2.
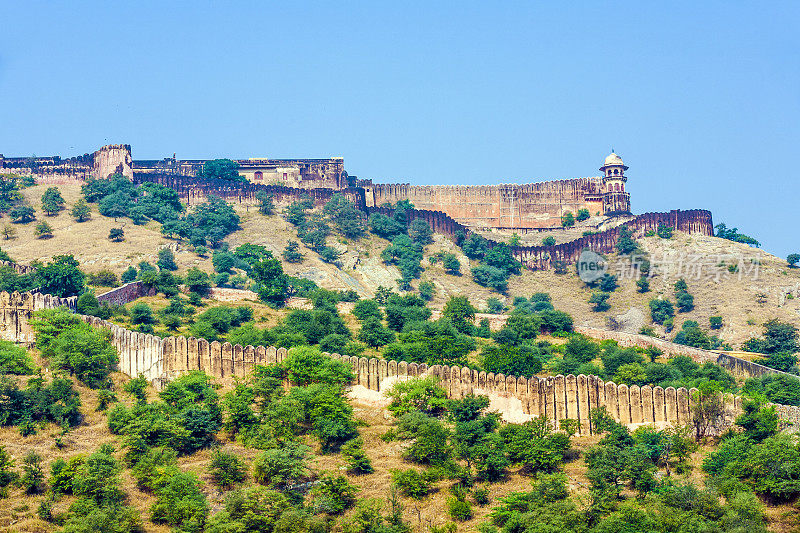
2 144 633 231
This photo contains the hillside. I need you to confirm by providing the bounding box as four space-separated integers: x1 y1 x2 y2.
5 183 799 351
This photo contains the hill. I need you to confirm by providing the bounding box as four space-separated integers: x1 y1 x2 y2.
4 183 798 352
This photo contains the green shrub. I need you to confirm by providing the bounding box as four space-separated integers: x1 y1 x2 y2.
0 339 35 374
253 442 311 489
341 437 373 474
20 451 45 494
207 448 247 490
283 346 354 386
150 470 209 532
386 376 448 417
447 496 473 521
391 468 438 499
310 473 359 515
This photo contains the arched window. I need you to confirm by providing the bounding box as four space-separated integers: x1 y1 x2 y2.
615 183 620 192
613 168 619 175
254 171 263 180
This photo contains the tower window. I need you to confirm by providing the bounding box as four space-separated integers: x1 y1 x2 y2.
254 171 263 180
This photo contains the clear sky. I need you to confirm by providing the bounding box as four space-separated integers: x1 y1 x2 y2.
1 2 797 257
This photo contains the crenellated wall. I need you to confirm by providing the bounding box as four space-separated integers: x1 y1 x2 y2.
0 291 796 433
97 281 153 306
132 173 367 210
0 144 132 182
366 206 714 270
362 179 612 229
0 291 76 344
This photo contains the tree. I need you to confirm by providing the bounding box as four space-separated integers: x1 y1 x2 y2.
131 303 156 325
409 219 433 245
34 220 53 239
418 281 435 301
576 208 590 222
41 187 65 215
691 382 725 441
255 190 275 215
98 191 131 220
1 224 15 240
121 266 138 284
70 198 91 222
542 236 556 246
358 317 395 348
589 291 611 312
442 296 476 334
709 316 723 330
199 159 243 181
36 254 85 297
442 253 461 275
636 277 650 293
108 228 124 242
251 258 289 306
788 254 800 268
657 225 673 239
649 298 674 325
616 225 638 254
157 247 178 271
561 212 575 227
282 240 304 263
186 268 211 296
10 204 35 223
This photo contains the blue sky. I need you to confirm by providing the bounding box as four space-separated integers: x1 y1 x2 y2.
1 2 797 257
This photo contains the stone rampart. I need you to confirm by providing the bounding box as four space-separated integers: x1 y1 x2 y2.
575 326 786 380
0 144 132 181
363 179 609 229
132 173 367 210
0 291 76 344
0 291 796 432
97 281 152 306
366 206 713 270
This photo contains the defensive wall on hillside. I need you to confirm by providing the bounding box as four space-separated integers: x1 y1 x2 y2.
362 179 610 229
365 206 714 269
131 170 714 271
0 144 133 182
0 290 797 434
2 144 637 231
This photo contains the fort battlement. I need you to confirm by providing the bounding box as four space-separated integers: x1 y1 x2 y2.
0 290 795 433
2 144 635 231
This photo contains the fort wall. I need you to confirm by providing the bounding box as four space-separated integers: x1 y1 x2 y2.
363 179 612 229
0 291 796 432
0 144 132 182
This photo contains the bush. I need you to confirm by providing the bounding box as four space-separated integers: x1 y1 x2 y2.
34 220 53 238
253 442 311 489
20 451 45 494
108 228 124 242
311 473 359 515
130 303 156 325
341 437 373 474
283 346 354 386
157 247 178 271
649 298 675 324
447 496 473 521
208 448 247 490
0 339 35 374
542 236 556 246
151 470 209 531
405 418 452 465
386 376 448 417
391 468 437 499
30 309 119 388
282 240 304 263
418 280 435 301
121 266 137 283
86 269 119 287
